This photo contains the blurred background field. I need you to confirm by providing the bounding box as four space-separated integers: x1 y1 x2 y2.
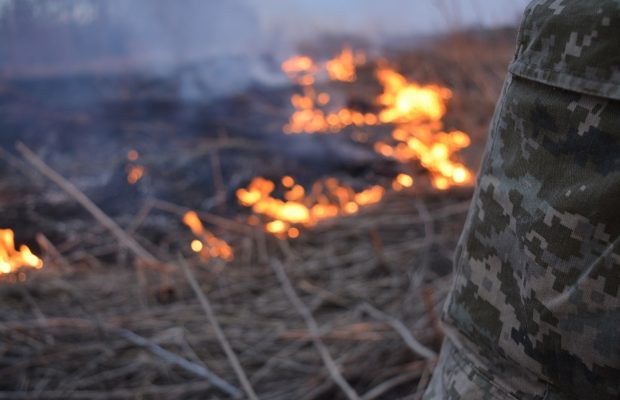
0 1 525 399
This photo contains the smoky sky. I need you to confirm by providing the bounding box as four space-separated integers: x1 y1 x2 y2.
249 0 530 39
0 0 530 82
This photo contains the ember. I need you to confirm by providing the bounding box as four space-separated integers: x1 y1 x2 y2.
326 46 366 82
392 173 414 191
126 150 145 184
182 211 234 261
0 229 43 274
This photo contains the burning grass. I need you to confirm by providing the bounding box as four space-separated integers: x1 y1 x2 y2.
0 189 471 399
0 229 43 274
280 45 475 194
236 176 385 238
0 27 516 399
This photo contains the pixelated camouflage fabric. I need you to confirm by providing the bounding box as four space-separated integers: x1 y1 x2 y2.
424 1 620 399
509 0 620 100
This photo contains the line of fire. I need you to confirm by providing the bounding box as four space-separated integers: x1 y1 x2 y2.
0 1 521 398
3 47 474 271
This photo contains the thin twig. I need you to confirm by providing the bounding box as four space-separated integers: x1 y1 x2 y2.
0 382 212 399
116 328 242 399
178 255 258 400
361 303 437 360
0 146 44 185
421 287 444 345
413 200 435 273
270 258 361 400
35 233 72 273
0 318 242 399
414 361 436 400
15 142 167 271
151 198 252 234
361 371 422 400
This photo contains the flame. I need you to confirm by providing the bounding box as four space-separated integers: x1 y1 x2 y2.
372 66 473 188
282 47 372 134
376 66 452 124
182 211 234 261
326 46 366 82
0 229 43 274
392 173 414 191
374 125 473 189
237 176 384 237
281 50 474 190
126 165 144 184
282 55 316 76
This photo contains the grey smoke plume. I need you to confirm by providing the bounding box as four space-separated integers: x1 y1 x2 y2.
0 0 528 97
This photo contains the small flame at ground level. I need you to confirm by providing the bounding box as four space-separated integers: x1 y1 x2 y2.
182 211 234 261
375 124 473 189
282 47 375 134
126 165 145 184
375 66 452 124
325 46 366 82
0 229 43 274
126 150 145 185
392 173 414 191
237 177 384 238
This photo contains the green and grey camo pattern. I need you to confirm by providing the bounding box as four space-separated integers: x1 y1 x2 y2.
424 1 620 399
510 0 620 100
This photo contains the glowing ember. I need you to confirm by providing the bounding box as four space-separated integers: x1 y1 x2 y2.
392 173 414 191
127 149 139 161
182 211 234 261
0 229 43 274
126 165 145 184
126 150 145 184
282 55 316 77
237 177 384 237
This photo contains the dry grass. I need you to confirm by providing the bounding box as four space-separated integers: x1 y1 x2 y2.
0 27 516 399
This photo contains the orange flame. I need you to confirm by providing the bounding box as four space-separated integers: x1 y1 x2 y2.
392 173 414 192
282 55 316 76
237 176 384 238
376 66 452 124
282 48 372 134
182 211 234 261
126 165 145 184
281 51 474 190
326 46 366 82
0 229 43 274
375 125 473 189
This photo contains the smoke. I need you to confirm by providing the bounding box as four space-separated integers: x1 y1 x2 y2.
0 0 529 97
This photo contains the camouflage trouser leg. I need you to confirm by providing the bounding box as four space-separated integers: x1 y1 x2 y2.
423 1 620 398
423 338 522 400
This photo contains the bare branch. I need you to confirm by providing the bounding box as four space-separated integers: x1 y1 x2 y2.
361 303 437 360
178 255 258 400
270 258 361 400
